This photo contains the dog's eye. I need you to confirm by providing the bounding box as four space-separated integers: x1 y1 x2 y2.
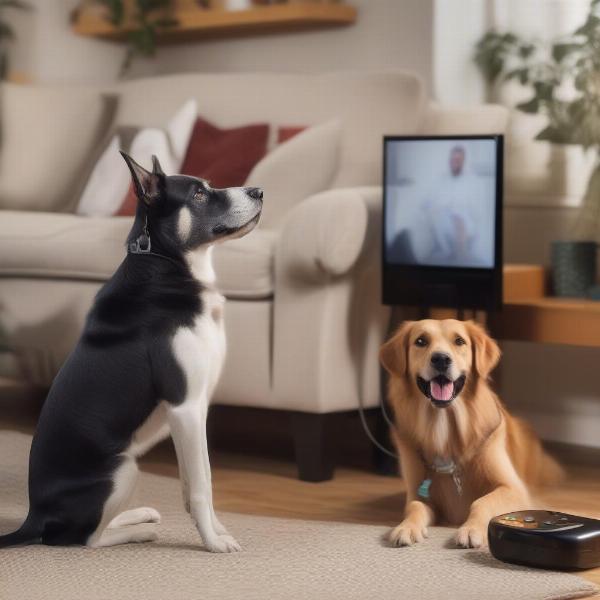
415 336 428 347
455 336 466 346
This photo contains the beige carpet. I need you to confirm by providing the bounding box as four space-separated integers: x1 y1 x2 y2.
0 431 597 600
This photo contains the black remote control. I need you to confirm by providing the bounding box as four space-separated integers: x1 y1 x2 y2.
489 510 600 570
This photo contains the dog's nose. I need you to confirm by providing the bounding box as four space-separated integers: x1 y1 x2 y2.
247 187 263 201
431 352 452 372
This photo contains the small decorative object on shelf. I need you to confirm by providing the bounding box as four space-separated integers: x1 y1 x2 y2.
551 241 597 298
210 0 252 9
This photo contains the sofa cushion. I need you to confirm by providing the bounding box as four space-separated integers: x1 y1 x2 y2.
0 211 131 281
0 83 116 213
0 211 275 299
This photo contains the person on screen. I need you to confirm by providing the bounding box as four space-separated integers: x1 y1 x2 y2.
421 145 485 266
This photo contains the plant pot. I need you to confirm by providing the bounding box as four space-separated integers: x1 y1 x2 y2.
551 241 597 298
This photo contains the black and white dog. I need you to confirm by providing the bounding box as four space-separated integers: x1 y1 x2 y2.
0 153 262 552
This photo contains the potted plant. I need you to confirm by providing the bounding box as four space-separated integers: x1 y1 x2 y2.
474 0 600 298
96 0 178 76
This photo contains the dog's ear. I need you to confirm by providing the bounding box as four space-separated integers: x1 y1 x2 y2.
120 151 162 205
151 154 165 177
465 320 500 379
379 321 414 378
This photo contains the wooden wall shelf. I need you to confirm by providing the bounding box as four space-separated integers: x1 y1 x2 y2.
434 264 600 348
73 3 357 43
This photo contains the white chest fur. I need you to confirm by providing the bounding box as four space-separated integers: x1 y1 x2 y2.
171 289 226 401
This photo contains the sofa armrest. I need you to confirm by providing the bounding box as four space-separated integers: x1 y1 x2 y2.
275 188 370 281
272 186 388 414
421 103 510 135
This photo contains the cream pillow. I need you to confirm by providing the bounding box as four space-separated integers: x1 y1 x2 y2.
128 98 198 175
245 119 341 229
76 99 198 217
75 135 131 217
0 83 115 212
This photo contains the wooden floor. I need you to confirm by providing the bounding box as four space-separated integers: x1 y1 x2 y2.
2 380 600 596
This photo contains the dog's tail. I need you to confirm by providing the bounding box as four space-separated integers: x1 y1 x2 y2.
539 451 565 487
0 514 42 548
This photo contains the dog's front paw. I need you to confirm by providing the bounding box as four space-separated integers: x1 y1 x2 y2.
389 520 428 547
455 523 487 548
205 534 242 553
212 518 229 536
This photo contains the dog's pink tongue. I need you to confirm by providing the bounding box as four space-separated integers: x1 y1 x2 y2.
431 380 453 402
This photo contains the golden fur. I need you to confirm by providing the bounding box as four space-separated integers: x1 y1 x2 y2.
380 319 563 548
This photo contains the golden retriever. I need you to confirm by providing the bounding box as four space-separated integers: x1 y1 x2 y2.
380 319 563 549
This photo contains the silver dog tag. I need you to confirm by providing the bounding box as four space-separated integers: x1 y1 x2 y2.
453 470 463 496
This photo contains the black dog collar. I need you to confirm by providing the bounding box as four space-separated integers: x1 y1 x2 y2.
127 214 183 269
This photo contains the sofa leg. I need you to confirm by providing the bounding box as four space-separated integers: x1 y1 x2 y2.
291 412 336 482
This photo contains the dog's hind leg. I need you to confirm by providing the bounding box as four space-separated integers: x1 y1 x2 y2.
108 507 161 529
87 455 147 547
90 524 158 548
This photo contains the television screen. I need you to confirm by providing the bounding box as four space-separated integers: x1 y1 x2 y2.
382 135 503 309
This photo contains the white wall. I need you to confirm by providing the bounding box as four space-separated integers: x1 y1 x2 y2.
433 0 488 105
6 0 124 83
154 0 434 91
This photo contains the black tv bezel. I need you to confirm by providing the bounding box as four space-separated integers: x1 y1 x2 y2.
381 134 504 310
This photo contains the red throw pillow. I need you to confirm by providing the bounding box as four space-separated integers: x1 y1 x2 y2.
180 117 269 188
116 185 137 216
277 125 306 144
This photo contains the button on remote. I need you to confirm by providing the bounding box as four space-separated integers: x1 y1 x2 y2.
524 516 535 523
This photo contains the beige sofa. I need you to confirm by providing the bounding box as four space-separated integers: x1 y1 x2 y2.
0 72 508 480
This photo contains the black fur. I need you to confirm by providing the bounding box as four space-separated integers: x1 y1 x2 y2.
0 154 262 547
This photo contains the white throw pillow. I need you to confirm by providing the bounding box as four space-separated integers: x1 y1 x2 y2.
76 99 198 216
129 98 198 174
76 136 131 217
0 83 114 212
245 119 341 229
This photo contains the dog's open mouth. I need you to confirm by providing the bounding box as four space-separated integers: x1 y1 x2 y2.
416 375 466 408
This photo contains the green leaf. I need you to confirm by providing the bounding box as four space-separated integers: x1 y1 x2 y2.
152 17 178 28
535 125 570 144
0 21 14 40
100 0 124 26
516 97 540 114
533 80 555 101
505 67 529 85
575 15 600 37
552 42 582 62
502 32 518 45
0 51 7 81
127 26 156 56
0 0 31 10
137 0 170 12
518 43 535 59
